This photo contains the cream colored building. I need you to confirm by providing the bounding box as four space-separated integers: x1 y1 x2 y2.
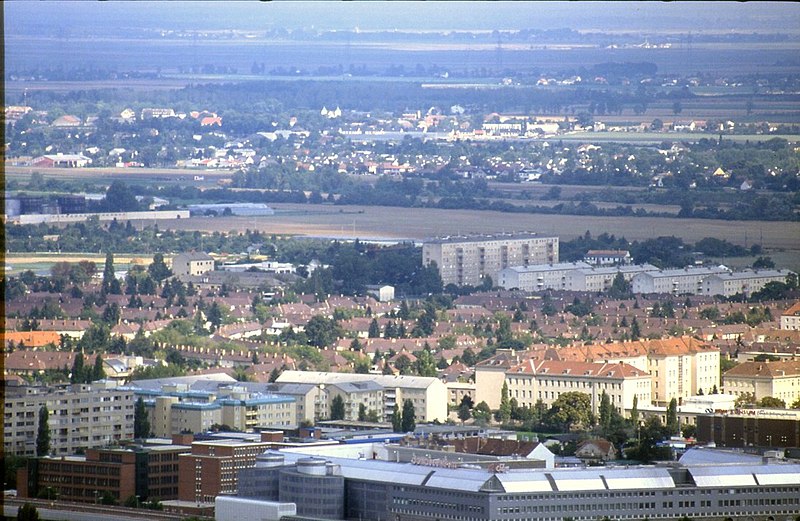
474 350 523 409
722 360 800 405
275 370 448 423
504 359 651 417
324 381 385 421
171 252 215 277
780 301 800 330
423 233 558 287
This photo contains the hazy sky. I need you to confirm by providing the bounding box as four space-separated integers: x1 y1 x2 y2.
6 1 800 34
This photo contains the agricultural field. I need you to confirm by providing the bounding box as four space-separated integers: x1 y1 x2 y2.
145 203 800 270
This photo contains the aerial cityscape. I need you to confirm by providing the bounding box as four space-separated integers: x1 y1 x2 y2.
3 2 800 521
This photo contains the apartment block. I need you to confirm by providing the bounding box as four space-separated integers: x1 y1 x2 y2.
496 261 590 291
423 233 558 287
702 269 793 297
566 263 660 292
131 378 298 437
275 371 448 423
3 381 134 456
722 360 800 405
631 266 730 295
504 359 652 417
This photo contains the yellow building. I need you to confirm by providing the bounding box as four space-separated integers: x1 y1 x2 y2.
505 359 651 417
722 360 800 405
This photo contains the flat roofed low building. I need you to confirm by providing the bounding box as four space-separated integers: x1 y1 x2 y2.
237 449 800 521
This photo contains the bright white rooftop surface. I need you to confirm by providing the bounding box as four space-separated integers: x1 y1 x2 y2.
495 472 552 493
689 466 758 487
602 467 675 490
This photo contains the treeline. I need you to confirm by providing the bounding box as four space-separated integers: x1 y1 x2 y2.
559 232 765 269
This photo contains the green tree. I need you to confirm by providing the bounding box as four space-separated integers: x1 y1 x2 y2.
368 318 381 338
498 381 512 422
415 343 437 377
401 399 416 432
304 315 340 348
92 354 106 381
758 396 786 408
148 253 172 281
391 406 403 432
413 302 436 337
330 395 346 420
358 403 368 422
666 398 680 435
549 392 592 431
134 396 150 438
472 401 492 424
629 394 639 429
207 302 224 332
630 316 641 340
36 405 50 456
599 391 613 432
458 401 472 423
102 252 117 294
608 272 633 299
17 503 40 521
70 352 85 384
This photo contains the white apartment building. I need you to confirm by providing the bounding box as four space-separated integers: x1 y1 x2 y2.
566 263 659 292
275 371 448 423
3 381 135 456
496 261 590 291
702 269 793 297
631 266 730 295
504 359 652 418
423 233 558 287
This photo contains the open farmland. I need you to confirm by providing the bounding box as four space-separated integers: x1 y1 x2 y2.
138 203 800 266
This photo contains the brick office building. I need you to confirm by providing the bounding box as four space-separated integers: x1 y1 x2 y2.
18 442 190 503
